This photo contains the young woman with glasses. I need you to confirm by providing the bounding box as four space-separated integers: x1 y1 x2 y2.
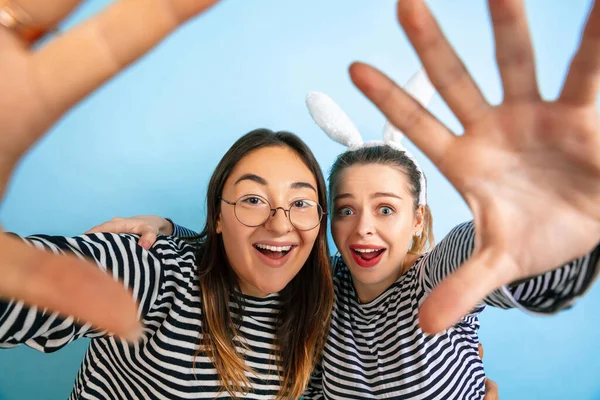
0 1 334 398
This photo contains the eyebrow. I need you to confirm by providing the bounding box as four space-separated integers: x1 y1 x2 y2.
333 192 403 202
372 192 403 200
235 174 267 185
235 174 317 193
291 181 317 193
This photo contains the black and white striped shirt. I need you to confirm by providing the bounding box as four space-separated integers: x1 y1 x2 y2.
302 222 600 400
0 232 284 399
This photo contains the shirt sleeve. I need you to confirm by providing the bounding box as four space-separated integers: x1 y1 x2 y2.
419 221 600 314
167 219 200 238
0 233 165 353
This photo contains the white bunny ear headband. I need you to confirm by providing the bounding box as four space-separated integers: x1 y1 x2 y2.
305 68 434 206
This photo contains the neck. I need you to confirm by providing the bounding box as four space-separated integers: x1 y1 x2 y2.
238 280 270 298
353 253 420 303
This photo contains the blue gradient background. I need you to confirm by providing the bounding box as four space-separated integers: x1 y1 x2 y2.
0 1 599 399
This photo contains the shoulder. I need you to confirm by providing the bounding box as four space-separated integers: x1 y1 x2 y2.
23 232 198 275
151 235 199 261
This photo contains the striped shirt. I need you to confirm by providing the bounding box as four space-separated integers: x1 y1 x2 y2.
301 222 600 399
0 232 285 399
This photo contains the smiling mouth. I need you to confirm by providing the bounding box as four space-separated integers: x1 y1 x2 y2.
254 244 295 260
350 247 386 268
352 248 385 260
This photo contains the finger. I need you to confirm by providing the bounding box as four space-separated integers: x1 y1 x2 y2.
139 230 157 250
0 234 142 340
6 0 81 28
560 0 600 105
85 224 107 234
485 378 500 400
31 0 219 119
418 247 516 333
350 62 454 166
397 0 490 126
478 343 484 359
488 0 540 101
85 220 124 234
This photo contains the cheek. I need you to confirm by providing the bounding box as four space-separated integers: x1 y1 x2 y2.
221 216 242 240
300 227 320 251
385 219 415 250
220 215 252 259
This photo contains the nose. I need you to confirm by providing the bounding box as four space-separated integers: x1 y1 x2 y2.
263 207 294 235
355 211 375 237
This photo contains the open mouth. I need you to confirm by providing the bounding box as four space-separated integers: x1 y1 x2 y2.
350 247 386 268
254 243 295 260
353 248 385 260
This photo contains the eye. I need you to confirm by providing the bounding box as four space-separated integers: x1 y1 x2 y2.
336 207 354 217
292 199 316 209
378 206 395 216
239 195 267 207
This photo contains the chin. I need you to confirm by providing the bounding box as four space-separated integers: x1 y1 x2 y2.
348 264 384 281
252 279 290 296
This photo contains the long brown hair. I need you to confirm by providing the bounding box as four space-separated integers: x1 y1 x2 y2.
329 145 434 254
193 129 333 398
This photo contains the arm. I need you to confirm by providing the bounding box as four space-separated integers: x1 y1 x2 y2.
350 0 600 334
86 216 200 250
0 0 219 338
0 233 164 352
421 222 600 314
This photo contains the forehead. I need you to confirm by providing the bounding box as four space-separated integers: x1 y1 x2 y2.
227 145 317 189
333 163 412 196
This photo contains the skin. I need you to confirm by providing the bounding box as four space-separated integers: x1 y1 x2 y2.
0 0 220 340
1 0 599 341
216 146 321 297
350 0 600 333
331 163 423 303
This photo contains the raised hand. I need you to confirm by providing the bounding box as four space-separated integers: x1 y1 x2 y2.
0 0 219 339
350 0 600 333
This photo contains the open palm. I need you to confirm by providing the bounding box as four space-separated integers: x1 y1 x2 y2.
0 0 219 339
351 0 600 333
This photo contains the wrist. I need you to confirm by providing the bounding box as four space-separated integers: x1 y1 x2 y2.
161 218 175 236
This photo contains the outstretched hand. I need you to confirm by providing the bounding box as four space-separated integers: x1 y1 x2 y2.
350 0 600 333
0 0 219 339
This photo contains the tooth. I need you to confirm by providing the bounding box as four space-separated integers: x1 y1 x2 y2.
355 248 380 253
256 244 292 252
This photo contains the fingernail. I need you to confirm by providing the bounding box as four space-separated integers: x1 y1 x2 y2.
140 241 150 250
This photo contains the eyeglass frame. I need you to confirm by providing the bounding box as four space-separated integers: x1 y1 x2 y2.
220 194 326 231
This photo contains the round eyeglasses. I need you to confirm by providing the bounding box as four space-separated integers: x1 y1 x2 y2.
221 194 325 231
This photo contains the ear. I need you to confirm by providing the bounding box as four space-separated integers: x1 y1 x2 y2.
414 204 425 236
216 212 222 234
306 91 364 148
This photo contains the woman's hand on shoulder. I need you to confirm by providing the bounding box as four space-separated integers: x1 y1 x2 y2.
86 216 173 250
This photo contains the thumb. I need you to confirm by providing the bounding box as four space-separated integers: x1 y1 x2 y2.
419 247 517 334
138 231 158 250
85 224 103 234
85 219 126 235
